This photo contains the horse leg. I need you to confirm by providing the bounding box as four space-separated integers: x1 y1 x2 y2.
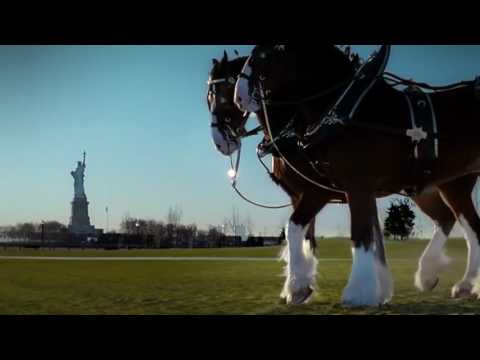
305 217 316 252
413 191 456 292
437 175 480 298
280 193 327 305
342 188 393 307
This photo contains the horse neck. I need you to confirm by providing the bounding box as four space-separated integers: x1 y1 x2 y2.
295 49 355 98
255 48 355 136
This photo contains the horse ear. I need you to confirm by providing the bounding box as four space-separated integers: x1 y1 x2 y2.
212 58 219 66
234 49 239 56
222 50 228 62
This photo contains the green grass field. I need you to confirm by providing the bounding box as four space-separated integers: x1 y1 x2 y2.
0 238 479 315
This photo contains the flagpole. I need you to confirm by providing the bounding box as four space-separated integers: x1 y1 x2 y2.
106 206 109 233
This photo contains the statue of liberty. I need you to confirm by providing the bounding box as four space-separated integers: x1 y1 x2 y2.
71 151 87 198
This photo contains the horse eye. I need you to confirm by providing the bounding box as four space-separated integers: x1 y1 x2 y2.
259 75 266 81
220 97 227 104
225 117 231 123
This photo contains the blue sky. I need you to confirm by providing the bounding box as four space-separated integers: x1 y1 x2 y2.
1 45 480 237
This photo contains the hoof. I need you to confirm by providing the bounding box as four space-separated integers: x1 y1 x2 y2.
451 282 474 299
415 270 440 292
430 277 440 290
341 286 387 308
473 286 480 300
422 277 440 292
452 288 473 299
287 286 314 305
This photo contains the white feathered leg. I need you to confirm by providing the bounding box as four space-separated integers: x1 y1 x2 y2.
279 221 318 305
452 215 480 298
342 216 393 307
415 222 451 292
342 246 393 307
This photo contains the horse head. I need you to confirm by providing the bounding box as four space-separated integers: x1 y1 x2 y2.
207 51 250 156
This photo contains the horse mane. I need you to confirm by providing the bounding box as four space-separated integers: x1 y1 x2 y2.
280 45 356 100
210 55 248 78
295 45 355 77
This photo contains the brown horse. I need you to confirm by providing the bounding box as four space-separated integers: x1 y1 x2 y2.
208 50 476 305
234 45 480 306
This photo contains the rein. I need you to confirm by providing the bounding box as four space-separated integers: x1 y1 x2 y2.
228 141 292 209
262 78 352 107
258 83 347 195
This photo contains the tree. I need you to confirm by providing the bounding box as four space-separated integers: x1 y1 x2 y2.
222 207 255 239
43 221 68 233
384 198 416 241
224 207 241 236
120 216 137 234
167 205 183 227
11 222 36 239
208 226 225 247
243 213 255 237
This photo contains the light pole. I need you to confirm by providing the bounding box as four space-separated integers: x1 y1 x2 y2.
41 220 45 246
135 221 140 248
105 206 109 233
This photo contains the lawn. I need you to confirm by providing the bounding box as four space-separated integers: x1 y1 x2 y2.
0 238 478 314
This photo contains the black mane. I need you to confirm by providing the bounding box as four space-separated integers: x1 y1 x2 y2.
210 55 248 79
282 45 356 100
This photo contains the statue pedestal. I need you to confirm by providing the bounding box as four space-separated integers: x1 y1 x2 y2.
69 196 95 235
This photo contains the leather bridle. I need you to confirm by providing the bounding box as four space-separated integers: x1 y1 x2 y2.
208 76 251 142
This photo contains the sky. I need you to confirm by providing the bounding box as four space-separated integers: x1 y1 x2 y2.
1 45 480 237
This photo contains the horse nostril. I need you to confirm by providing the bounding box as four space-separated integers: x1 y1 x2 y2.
237 96 242 103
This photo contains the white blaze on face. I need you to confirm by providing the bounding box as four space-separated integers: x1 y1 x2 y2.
234 57 261 112
210 114 240 156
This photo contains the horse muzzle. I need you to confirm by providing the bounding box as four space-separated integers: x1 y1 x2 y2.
211 124 240 156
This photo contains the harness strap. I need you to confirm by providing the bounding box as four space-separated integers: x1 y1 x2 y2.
384 72 474 92
259 84 346 195
237 73 251 80
207 78 227 85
